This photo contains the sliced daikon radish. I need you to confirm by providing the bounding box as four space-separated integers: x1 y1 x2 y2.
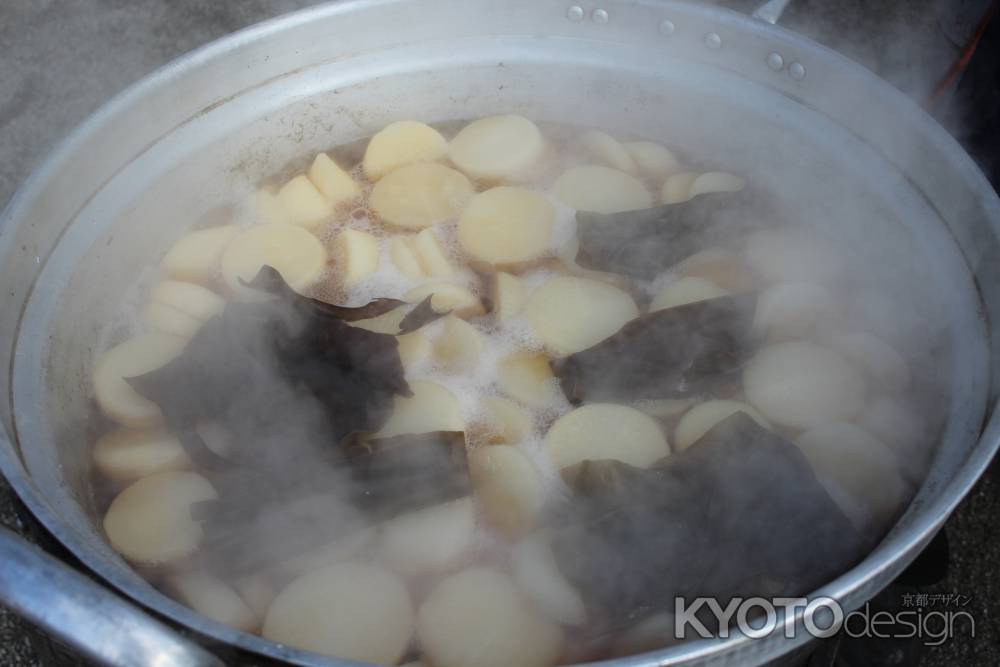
448 114 545 180
370 162 473 229
828 332 911 392
308 152 362 206
167 569 258 633
795 422 908 527
860 394 926 456
351 305 408 334
390 237 426 279
255 188 290 226
397 330 432 370
745 227 844 285
196 420 234 457
405 282 485 319
433 315 484 372
674 400 771 451
263 562 414 664
512 535 586 626
160 225 239 284
457 187 554 268
469 445 544 536
151 280 226 322
744 341 866 430
753 282 836 340
491 272 526 321
276 528 376 578
578 130 636 173
277 175 332 229
103 470 216 565
376 379 464 437
634 398 696 419
413 228 456 277
93 428 190 481
524 276 638 356
661 172 699 204
233 574 277 621
363 120 449 181
546 404 669 470
675 247 754 292
689 171 746 198
481 396 532 444
142 302 203 339
418 567 563 667
552 165 652 214
649 277 729 312
378 497 475 577
93 333 186 427
623 141 680 180
497 353 559 408
331 228 379 287
220 223 326 298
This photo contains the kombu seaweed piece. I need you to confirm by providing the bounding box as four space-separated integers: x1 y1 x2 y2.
548 413 866 630
555 294 757 404
398 295 448 334
342 431 470 519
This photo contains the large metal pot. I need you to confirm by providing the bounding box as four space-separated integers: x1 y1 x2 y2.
1 1 998 665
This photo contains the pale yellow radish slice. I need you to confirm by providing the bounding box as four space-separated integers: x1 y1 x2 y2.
151 281 226 322
142 302 203 339
277 175 332 229
263 562 414 665
378 497 475 577
255 188 290 226
491 272 526 321
93 428 190 481
552 165 652 214
457 187 554 267
661 172 699 204
546 404 669 470
397 330 432 370
578 129 636 173
744 341 866 430
524 276 638 356
795 422 908 527
418 567 563 667
160 225 239 284
103 470 216 565
623 141 680 180
674 400 771 451
480 396 532 444
93 333 187 427
433 315 484 372
512 535 586 626
390 237 426 279
689 171 746 198
497 353 559 408
307 152 361 206
675 248 754 292
167 569 258 633
745 227 844 285
634 398 696 419
412 228 456 277
376 379 464 437
221 223 326 298
276 528 376 578
370 162 473 229
470 445 544 536
351 306 407 334
331 228 379 287
828 332 911 392
405 282 484 319
649 277 729 312
363 120 449 181
752 282 836 340
448 115 545 180
233 574 277 621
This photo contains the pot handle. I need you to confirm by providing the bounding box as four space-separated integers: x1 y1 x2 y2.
0 526 224 667
752 0 794 24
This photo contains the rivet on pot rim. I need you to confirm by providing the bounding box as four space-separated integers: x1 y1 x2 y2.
704 32 723 49
659 19 676 35
766 52 785 71
567 5 585 21
592 8 610 24
789 62 807 80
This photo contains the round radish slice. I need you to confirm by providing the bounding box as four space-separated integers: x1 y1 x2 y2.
363 120 449 181
512 535 586 626
457 187 554 267
689 171 745 198
552 165 652 214
623 141 680 180
377 497 475 577
150 281 225 322
376 380 464 438
331 228 379 287
497 353 559 408
525 276 638 356
276 175 332 229
167 569 258 633
93 428 190 481
142 302 202 339
103 470 216 565
649 277 729 312
578 130 636 173
433 315 484 373
220 223 326 299
93 333 186 427
160 225 239 284
745 227 844 285
546 404 669 470
860 394 927 456
480 396 533 444
675 248 754 292
470 445 544 536
307 152 361 206
752 282 837 340
674 400 771 451
263 562 414 664
370 162 473 229
828 332 911 392
448 115 545 180
661 172 699 204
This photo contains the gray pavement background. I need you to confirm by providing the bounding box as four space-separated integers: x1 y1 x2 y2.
0 1 997 665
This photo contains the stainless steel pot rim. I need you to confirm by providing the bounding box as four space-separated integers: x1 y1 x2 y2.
1 1 998 665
